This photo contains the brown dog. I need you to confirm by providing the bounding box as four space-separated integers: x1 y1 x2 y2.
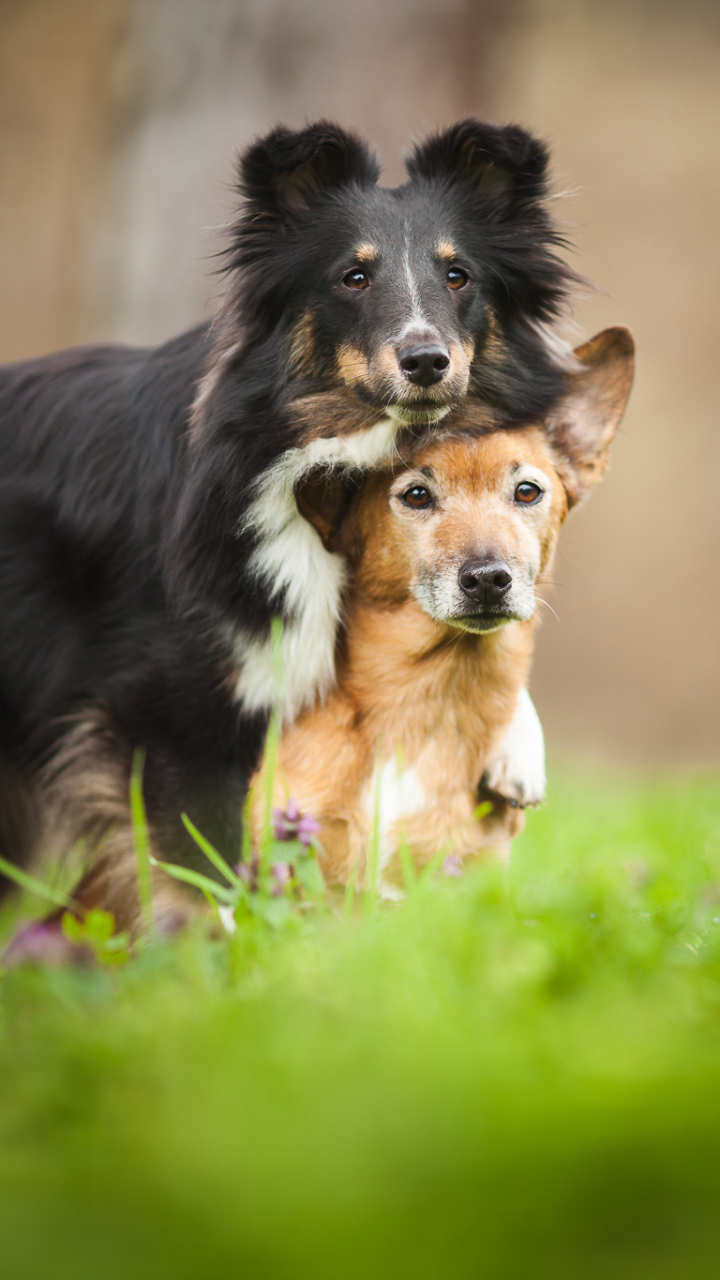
253 327 634 889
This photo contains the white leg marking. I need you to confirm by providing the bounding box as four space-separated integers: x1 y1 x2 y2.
365 757 426 871
482 688 546 806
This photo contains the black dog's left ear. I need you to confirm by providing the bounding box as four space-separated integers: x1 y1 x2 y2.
240 121 380 223
295 468 360 552
406 119 549 211
547 326 635 507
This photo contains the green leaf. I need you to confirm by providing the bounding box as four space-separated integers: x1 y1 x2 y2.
251 895 292 929
296 854 326 901
60 910 131 966
270 838 304 865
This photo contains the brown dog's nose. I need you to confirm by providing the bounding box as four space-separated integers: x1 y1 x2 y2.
398 343 450 387
459 561 512 604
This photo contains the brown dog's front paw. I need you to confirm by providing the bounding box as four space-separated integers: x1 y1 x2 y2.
482 689 546 808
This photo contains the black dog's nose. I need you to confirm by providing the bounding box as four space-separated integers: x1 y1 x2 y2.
459 561 512 604
398 344 450 386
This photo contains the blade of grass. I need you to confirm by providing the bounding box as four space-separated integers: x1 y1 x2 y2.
260 710 281 871
259 616 285 877
418 842 454 886
0 854 75 911
149 857 238 904
181 813 242 887
240 789 253 867
398 835 416 892
342 856 359 921
130 749 156 940
365 761 382 916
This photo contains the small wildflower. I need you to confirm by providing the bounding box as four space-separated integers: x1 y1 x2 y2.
154 909 187 938
297 814 321 846
442 854 463 878
3 917 92 967
235 854 259 892
272 800 321 846
271 862 292 897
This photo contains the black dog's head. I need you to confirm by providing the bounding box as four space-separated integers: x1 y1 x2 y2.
226 120 578 428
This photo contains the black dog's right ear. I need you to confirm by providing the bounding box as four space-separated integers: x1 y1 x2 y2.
406 119 550 212
240 122 380 223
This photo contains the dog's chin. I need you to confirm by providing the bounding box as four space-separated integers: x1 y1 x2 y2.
445 612 517 634
384 399 455 426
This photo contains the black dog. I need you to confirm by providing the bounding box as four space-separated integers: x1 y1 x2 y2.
0 119 575 923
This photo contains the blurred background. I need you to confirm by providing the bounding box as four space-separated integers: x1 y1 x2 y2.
0 0 718 765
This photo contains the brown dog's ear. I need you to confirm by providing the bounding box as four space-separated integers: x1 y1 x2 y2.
294 469 360 552
547 326 635 507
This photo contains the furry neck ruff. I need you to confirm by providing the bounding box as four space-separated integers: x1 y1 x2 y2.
234 415 404 722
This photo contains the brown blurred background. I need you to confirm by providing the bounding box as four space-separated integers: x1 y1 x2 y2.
1 0 718 764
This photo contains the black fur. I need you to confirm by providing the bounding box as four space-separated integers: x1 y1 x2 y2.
0 119 576 891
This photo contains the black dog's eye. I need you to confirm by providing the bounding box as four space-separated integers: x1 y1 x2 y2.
401 485 433 510
342 268 370 291
515 481 543 505
447 267 469 291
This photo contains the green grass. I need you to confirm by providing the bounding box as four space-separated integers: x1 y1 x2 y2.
1 764 720 1278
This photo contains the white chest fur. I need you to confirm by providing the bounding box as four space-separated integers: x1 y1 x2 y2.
234 417 402 722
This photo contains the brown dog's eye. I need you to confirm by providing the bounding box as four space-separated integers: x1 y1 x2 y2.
447 267 468 290
402 485 433 510
342 269 370 291
515 481 543 505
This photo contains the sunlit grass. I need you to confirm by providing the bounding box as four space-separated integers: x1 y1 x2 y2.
1 763 719 1278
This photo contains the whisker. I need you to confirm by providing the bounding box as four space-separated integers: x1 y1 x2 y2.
535 596 560 623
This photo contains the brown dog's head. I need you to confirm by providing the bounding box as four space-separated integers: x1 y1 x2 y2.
297 326 634 634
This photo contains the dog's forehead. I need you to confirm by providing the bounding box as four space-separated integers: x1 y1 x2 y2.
339 185 459 262
406 428 555 490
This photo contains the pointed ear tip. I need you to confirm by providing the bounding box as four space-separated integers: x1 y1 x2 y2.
574 325 635 365
605 324 635 357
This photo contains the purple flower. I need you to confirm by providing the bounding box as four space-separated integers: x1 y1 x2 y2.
442 854 464 878
297 814 321 846
272 800 321 846
271 862 292 897
2 917 92 967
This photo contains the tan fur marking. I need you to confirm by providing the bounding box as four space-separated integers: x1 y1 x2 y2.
480 308 506 367
336 344 371 391
287 390 381 444
436 239 458 260
288 310 318 376
355 243 378 263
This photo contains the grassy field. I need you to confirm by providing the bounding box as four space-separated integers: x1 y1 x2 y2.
1 763 720 1278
